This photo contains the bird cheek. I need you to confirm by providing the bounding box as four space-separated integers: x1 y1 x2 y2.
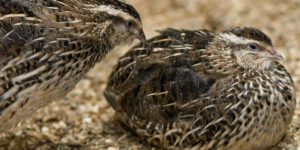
115 24 127 33
130 28 138 36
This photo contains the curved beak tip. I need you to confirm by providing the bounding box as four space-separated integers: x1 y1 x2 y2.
278 55 284 61
137 29 146 43
267 48 284 61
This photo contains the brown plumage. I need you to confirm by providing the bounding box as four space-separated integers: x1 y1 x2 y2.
104 27 296 149
0 0 145 132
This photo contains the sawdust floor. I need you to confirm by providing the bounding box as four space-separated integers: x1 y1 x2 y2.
0 0 299 149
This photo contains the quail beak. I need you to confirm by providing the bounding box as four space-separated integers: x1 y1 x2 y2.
135 29 146 43
264 48 284 61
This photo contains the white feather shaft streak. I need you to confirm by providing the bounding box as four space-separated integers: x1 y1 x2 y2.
147 91 169 97
12 65 47 83
0 14 26 20
1 86 19 100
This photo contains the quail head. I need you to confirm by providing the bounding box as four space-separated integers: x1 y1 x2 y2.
105 27 296 150
0 0 145 132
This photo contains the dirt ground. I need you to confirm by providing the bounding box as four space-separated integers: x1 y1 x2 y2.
0 0 299 149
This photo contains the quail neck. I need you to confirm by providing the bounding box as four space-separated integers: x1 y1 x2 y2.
0 0 144 132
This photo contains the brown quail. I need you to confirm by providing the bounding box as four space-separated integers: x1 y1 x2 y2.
0 0 145 132
104 27 296 150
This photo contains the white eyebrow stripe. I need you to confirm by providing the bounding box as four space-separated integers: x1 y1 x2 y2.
220 33 258 44
84 5 133 21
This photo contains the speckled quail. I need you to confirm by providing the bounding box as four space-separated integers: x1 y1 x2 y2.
104 27 296 150
0 0 145 132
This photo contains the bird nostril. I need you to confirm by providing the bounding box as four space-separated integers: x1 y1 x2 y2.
265 48 284 61
266 48 278 55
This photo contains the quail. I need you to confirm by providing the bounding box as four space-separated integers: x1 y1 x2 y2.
0 0 145 132
104 27 296 150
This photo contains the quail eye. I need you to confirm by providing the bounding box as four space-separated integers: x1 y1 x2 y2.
248 44 258 50
127 20 134 27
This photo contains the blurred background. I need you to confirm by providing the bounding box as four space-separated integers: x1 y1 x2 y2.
0 0 299 149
